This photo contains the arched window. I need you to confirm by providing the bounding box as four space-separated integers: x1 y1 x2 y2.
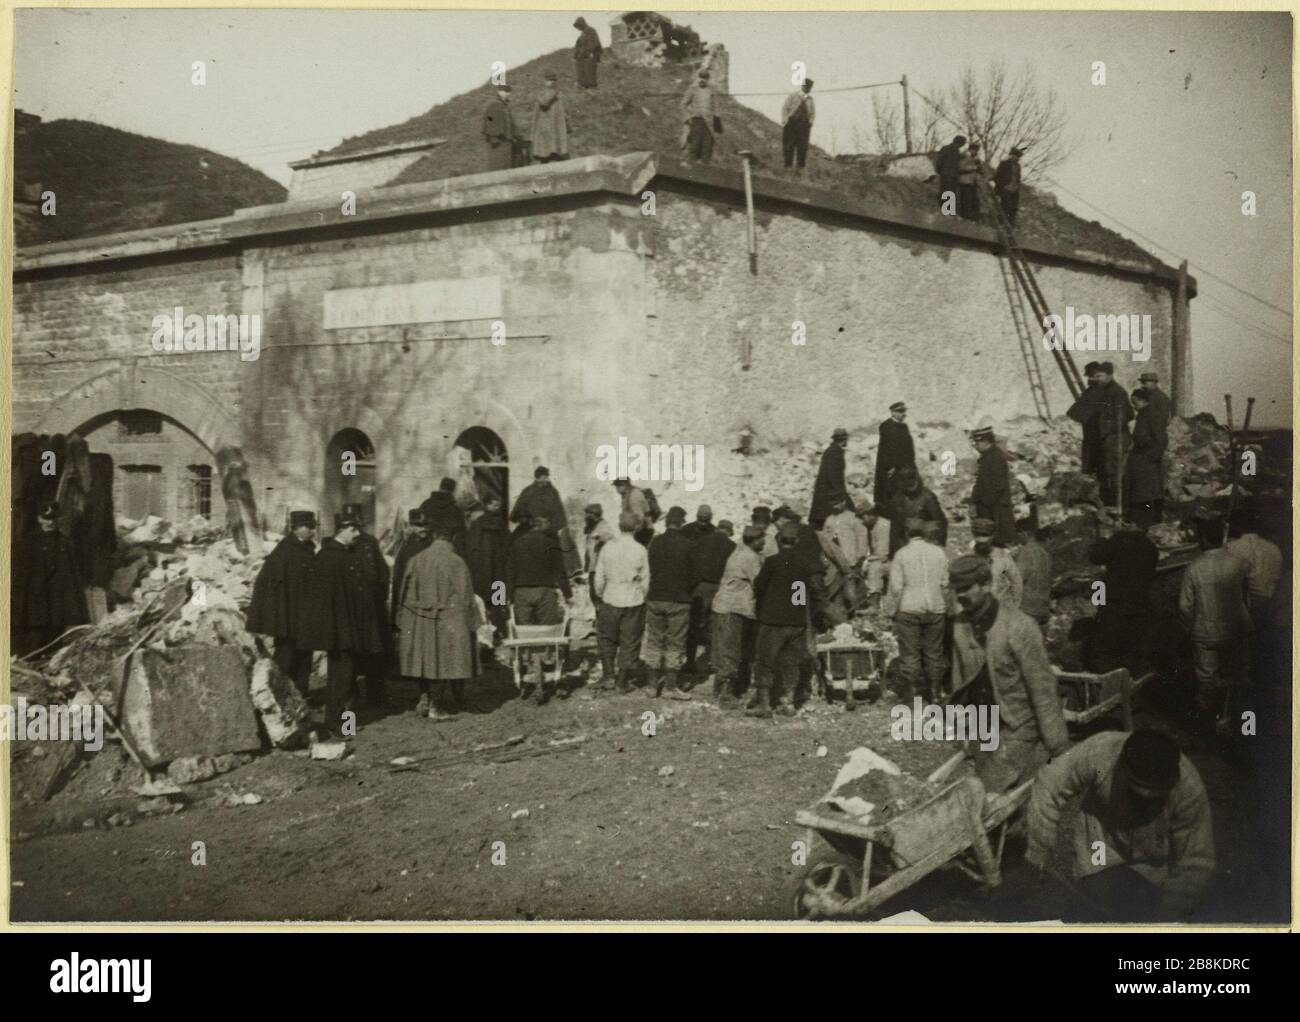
453 427 508 510
325 428 377 529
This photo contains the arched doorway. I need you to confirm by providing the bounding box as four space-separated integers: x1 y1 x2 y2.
73 408 216 522
453 426 509 510
325 428 377 529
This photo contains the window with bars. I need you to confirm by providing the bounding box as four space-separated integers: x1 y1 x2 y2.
186 464 213 519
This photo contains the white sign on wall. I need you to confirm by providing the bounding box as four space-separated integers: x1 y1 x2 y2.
323 276 503 329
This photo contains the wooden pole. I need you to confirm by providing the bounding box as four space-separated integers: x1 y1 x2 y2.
901 76 912 154
739 151 757 275
1115 402 1124 516
1172 260 1193 416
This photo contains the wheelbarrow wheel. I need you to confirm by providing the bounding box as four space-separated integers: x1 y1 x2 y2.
793 851 863 920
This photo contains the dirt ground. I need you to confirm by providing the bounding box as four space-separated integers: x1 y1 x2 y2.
9 661 1290 924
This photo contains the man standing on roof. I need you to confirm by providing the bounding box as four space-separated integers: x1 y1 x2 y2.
531 70 569 163
934 134 966 212
958 141 985 221
682 69 720 163
482 83 521 171
994 145 1025 226
573 17 602 90
781 77 815 172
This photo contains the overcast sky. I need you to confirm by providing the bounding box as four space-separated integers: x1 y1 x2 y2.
15 8 1293 426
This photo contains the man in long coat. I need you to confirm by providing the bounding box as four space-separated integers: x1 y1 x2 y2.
993 145 1024 226
298 510 387 739
511 466 578 576
887 466 948 555
1069 361 1133 507
1139 371 1172 425
466 494 511 640
391 508 432 621
968 423 1016 548
13 501 88 656
396 524 483 721
573 17 602 88
531 70 569 162
1125 389 1167 528
810 427 853 527
421 477 467 554
482 84 521 171
934 134 966 211
246 509 318 695
874 401 916 505
1067 360 1104 475
343 502 391 706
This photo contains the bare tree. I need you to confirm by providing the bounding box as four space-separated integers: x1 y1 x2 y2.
924 59 1075 177
858 61 1073 176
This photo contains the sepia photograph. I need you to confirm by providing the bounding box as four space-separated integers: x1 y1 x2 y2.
5 4 1293 934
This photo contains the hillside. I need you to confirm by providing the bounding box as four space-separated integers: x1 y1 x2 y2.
15 117 287 246
320 48 1164 270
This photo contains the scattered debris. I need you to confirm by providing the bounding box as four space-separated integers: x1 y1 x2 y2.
658 765 675 777
511 808 530 820
310 741 350 761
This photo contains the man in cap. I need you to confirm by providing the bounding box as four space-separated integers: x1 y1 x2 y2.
247 510 319 695
934 134 967 211
593 510 650 692
342 502 392 706
882 517 951 702
748 520 823 717
482 82 521 171
1070 362 1133 508
506 509 572 703
811 427 854 528
643 506 698 698
421 477 466 555
1138 371 1172 426
1126 387 1167 528
1068 361 1105 478
874 401 916 506
957 140 985 221
511 466 579 576
613 477 654 546
711 524 766 706
1014 518 1052 627
396 516 483 721
972 517 1023 610
1028 729 1214 921
299 510 387 739
13 500 89 657
751 505 779 557
967 423 1017 548
582 502 618 605
858 504 893 603
682 68 720 163
466 494 510 641
1085 513 1158 673
993 145 1024 226
948 553 1070 791
683 506 735 675
530 70 569 163
573 16 602 89
392 509 432 624
1179 512 1250 732
781 76 815 171
886 465 947 555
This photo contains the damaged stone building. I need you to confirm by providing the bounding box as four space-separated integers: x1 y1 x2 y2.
12 12 1194 533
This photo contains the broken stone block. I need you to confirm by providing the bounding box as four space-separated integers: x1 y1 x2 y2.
119 645 261 768
1043 472 1101 508
310 740 349 761
249 657 310 748
166 756 218 784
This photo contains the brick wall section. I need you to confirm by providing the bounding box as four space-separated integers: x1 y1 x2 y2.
12 254 247 437
644 188 1174 445
242 203 652 530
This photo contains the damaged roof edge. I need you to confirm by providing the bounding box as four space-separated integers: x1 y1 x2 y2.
13 150 1196 295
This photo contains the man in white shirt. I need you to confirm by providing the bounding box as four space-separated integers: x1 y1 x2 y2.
710 525 767 707
883 518 951 701
858 504 893 604
593 511 650 692
1226 508 1282 628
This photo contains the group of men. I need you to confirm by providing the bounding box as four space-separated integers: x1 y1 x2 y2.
934 133 1025 225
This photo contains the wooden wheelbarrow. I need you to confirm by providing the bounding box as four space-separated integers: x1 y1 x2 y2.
792 752 1033 920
